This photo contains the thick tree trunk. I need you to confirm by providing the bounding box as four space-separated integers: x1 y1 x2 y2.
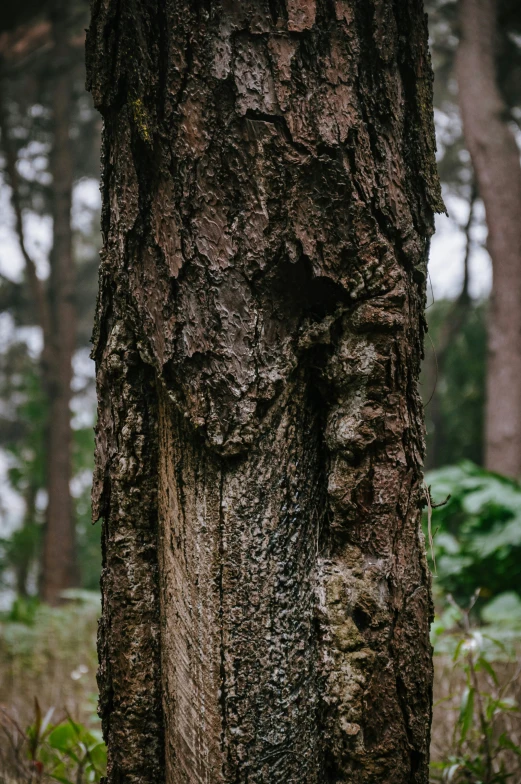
41 10 78 604
87 2 442 782
456 0 521 478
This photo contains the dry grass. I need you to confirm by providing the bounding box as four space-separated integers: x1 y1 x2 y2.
0 600 520 782
0 599 99 728
431 652 521 782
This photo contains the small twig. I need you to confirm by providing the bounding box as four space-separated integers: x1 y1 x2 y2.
459 183 477 305
423 484 437 573
423 484 451 573
424 332 439 409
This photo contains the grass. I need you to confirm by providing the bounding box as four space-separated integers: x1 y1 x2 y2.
0 593 101 782
0 593 519 783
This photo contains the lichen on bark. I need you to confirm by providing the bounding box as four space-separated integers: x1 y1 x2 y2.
87 2 441 781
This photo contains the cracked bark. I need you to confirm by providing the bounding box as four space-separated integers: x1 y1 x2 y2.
87 1 441 782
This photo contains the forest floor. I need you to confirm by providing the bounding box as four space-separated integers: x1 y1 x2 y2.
0 596 519 782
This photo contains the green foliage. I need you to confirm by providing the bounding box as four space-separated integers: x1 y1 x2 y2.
0 522 41 593
0 343 99 595
0 594 99 705
428 460 521 783
1 353 48 495
7 595 41 625
0 596 103 782
0 698 106 783
431 595 521 784
425 461 521 605
423 300 487 469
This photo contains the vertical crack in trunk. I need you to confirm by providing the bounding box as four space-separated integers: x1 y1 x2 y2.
218 469 228 763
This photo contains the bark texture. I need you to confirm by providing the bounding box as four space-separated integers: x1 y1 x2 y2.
87 2 442 782
456 0 521 478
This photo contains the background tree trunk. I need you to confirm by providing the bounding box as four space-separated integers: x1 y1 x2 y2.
0 4 79 605
456 0 521 478
87 2 442 782
40 9 78 604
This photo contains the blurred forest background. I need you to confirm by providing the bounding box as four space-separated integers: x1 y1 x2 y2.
0 1 520 782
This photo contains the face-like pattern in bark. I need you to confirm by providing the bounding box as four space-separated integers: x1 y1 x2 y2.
87 2 441 782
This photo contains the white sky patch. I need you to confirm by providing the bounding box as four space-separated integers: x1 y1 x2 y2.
0 177 52 281
72 178 101 234
0 176 100 283
429 194 492 301
71 347 96 429
0 451 25 537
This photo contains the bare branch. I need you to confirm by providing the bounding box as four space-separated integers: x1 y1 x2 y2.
459 182 477 305
0 71 51 348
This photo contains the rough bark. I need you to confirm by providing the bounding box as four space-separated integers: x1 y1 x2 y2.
87 2 442 782
456 0 521 478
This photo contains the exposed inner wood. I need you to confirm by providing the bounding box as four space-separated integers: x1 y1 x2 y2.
87 2 441 781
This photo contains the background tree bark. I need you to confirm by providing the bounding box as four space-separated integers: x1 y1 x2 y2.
456 0 521 478
0 8 78 604
40 7 78 603
87 1 442 782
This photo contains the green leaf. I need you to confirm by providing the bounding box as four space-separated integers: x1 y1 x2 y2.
458 686 475 741
481 592 521 626
87 741 107 770
48 722 78 752
498 733 521 755
452 637 466 663
476 656 498 685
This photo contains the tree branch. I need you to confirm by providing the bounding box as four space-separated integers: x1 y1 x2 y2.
0 71 51 349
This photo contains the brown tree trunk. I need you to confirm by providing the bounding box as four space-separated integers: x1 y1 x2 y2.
456 0 521 478
87 2 442 782
41 8 78 604
0 12 78 606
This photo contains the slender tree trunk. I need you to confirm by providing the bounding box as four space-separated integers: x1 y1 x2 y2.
41 9 78 603
0 17 78 605
87 2 442 781
14 484 38 598
456 0 521 478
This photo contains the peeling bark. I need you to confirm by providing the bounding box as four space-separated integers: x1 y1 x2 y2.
87 2 440 781
456 0 521 478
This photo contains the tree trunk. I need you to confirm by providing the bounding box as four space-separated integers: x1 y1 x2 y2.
0 10 79 606
456 0 521 478
87 2 442 782
41 9 78 604
16 483 38 598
